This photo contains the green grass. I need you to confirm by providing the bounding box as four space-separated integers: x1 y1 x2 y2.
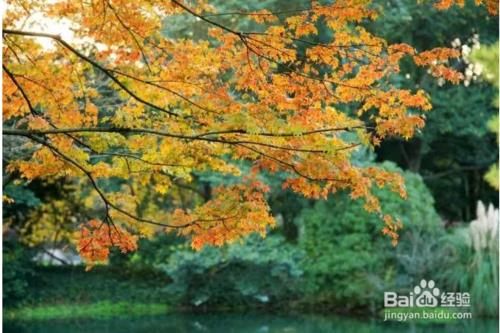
4 301 169 321
4 265 173 322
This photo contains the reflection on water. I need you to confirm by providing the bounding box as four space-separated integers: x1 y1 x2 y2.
4 313 499 333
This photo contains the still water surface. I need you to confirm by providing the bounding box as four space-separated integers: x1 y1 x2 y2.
5 313 498 333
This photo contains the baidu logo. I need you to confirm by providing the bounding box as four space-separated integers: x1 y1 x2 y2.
414 279 440 307
384 279 470 308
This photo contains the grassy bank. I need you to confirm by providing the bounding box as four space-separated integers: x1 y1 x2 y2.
4 265 172 321
4 301 169 321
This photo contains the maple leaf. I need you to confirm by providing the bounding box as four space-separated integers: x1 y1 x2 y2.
76 219 138 269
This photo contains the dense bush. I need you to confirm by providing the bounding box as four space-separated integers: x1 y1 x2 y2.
112 233 184 270
158 234 304 310
296 162 444 312
3 239 36 307
6 264 172 307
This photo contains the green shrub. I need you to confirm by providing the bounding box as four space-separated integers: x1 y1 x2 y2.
158 234 304 310
23 265 171 306
3 239 36 307
112 232 184 270
296 161 444 312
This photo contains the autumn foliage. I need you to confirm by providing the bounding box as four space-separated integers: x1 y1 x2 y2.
77 219 138 270
433 0 498 15
3 0 495 267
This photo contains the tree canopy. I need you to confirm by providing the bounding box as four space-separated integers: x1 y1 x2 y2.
3 0 496 267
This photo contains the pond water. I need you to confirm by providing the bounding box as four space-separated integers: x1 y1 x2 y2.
5 313 498 333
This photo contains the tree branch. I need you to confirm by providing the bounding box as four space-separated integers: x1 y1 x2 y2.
3 127 360 154
3 29 181 118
